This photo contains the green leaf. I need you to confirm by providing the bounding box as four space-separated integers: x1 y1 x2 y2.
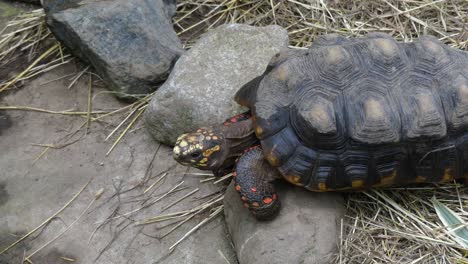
432 197 468 249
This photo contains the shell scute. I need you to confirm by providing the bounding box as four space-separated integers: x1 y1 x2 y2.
344 79 401 144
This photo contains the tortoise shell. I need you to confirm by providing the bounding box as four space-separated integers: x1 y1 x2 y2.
235 33 468 191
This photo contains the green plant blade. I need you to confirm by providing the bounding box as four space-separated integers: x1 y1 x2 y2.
432 197 468 249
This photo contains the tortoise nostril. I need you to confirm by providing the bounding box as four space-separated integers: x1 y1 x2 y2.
173 146 182 158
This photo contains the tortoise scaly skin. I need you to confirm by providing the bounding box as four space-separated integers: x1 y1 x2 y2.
174 33 468 220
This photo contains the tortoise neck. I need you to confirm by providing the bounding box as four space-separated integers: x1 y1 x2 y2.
214 118 259 176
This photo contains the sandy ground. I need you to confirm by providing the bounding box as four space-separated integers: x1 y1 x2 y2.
0 62 238 263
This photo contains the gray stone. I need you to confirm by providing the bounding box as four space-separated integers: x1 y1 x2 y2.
43 0 183 99
224 181 345 264
145 24 289 145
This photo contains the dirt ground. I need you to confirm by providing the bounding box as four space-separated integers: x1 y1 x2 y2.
0 62 238 263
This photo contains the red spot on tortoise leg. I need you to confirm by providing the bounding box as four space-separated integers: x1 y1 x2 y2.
263 197 273 204
252 202 259 207
243 203 250 208
232 171 237 177
235 185 241 192
250 187 257 192
272 194 277 200
241 196 247 201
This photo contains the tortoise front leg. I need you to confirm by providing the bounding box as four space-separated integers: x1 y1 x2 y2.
234 146 281 220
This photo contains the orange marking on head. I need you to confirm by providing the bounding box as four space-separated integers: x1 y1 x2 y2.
263 197 273 204
250 187 257 192
203 145 220 158
212 136 218 140
235 185 241 192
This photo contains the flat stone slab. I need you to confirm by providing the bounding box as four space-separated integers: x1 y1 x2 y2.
43 0 183 99
224 181 345 264
0 64 236 264
145 24 289 145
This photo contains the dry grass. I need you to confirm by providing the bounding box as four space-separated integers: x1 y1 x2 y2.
336 185 468 263
0 0 467 262
174 0 467 49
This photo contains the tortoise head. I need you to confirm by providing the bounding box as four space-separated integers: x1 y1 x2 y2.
173 128 227 170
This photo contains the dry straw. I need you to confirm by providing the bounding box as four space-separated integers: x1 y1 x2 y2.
0 0 467 262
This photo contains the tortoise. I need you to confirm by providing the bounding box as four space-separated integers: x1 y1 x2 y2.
172 33 468 220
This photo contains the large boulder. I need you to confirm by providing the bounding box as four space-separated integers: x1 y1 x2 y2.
145 24 289 145
43 0 183 99
224 181 345 264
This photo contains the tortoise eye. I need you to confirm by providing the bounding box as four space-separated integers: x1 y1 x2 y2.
191 151 202 159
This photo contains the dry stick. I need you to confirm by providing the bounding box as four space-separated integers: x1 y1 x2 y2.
33 146 50 164
186 172 214 176
86 73 93 134
143 173 168 194
0 106 107 116
200 177 216 183
68 65 90 89
59 256 76 262
161 188 199 212
24 188 104 262
95 181 185 225
90 93 152 122
104 100 147 141
160 196 222 238
169 205 224 251
140 194 223 225
218 249 231 264
0 179 92 255
0 42 59 93
213 173 233 184
160 210 201 239
106 106 146 156
39 72 76 86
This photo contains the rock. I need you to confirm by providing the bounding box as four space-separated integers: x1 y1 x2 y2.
43 0 183 99
145 24 289 145
224 181 345 264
